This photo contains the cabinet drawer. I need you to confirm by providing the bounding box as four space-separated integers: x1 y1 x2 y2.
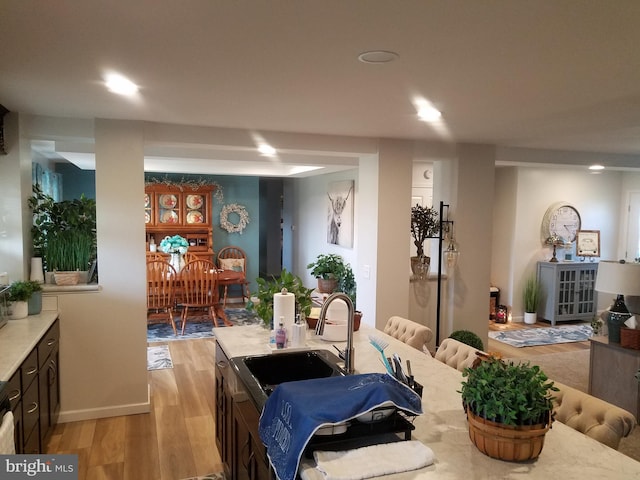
21 349 38 391
22 381 39 448
38 321 60 368
6 369 21 411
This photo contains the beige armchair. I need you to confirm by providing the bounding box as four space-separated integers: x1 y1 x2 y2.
383 316 433 352
552 381 636 450
434 338 485 371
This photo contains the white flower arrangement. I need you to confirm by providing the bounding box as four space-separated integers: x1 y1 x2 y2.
220 203 250 234
159 235 189 254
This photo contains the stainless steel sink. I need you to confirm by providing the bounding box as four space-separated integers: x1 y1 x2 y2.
230 349 345 408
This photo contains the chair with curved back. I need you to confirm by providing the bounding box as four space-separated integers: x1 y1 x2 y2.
383 316 433 353
180 259 232 334
146 259 178 335
217 246 250 307
183 251 199 264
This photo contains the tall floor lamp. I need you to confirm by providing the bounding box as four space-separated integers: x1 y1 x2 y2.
594 260 640 343
435 201 458 346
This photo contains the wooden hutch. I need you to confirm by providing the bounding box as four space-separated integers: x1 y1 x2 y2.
145 184 216 262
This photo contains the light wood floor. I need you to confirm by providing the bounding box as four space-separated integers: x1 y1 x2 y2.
45 338 222 480
43 320 590 479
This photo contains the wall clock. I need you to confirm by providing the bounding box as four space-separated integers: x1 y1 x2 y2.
540 202 581 243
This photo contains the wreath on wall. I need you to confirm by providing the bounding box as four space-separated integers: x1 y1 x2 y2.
220 203 250 234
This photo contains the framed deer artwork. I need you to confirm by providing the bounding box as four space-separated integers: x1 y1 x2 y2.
327 180 354 247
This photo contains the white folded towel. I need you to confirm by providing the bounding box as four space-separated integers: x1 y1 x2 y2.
313 440 434 480
0 411 15 455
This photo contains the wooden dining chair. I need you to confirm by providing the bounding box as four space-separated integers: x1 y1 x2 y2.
216 246 250 306
146 260 178 335
180 259 232 334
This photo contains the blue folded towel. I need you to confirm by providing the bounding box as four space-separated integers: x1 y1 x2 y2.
258 373 423 480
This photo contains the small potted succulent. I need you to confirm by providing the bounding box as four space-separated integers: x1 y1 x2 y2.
460 356 557 461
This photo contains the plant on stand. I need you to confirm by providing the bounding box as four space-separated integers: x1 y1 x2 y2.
410 204 439 276
523 276 542 325
306 254 348 293
460 356 557 461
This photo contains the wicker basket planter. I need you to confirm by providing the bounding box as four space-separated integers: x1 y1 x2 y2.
466 409 551 461
54 271 80 286
620 327 640 350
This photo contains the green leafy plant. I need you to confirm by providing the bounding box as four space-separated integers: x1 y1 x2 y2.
306 254 347 280
338 263 357 308
8 281 38 302
246 269 314 327
410 204 439 258
460 356 557 426
449 330 484 351
29 185 97 272
523 276 542 313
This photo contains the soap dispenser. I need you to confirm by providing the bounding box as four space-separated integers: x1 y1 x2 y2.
276 317 287 349
291 314 307 348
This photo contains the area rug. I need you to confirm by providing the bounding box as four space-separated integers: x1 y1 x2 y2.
147 308 261 343
488 324 593 348
147 345 173 371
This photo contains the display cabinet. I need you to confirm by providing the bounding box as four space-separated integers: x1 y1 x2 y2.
537 261 598 326
145 184 216 262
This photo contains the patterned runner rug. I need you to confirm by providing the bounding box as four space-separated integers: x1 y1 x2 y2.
147 345 173 371
488 324 593 348
147 308 262 343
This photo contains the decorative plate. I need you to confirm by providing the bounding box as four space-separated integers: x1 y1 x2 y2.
159 194 178 209
160 210 179 224
145 194 150 207
145 211 151 224
186 195 204 209
187 211 204 224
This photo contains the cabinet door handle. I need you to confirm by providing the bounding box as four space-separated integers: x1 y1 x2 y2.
47 338 57 347
25 366 38 376
8 389 20 402
26 402 38 414
49 359 57 385
216 361 227 369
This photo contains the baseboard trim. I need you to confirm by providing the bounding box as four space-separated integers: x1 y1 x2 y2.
57 398 151 423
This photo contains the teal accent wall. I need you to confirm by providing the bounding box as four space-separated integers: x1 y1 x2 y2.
56 163 96 200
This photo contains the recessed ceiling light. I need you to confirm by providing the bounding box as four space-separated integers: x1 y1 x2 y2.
104 73 139 96
357 50 399 64
589 164 605 171
258 144 276 156
414 98 442 122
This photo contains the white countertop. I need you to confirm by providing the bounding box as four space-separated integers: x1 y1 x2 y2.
0 312 59 380
214 323 640 479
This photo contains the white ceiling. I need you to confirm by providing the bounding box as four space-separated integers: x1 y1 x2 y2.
3 1 640 174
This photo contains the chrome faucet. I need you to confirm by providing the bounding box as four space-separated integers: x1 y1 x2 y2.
316 292 355 374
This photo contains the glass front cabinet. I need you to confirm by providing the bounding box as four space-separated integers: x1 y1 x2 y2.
537 261 598 326
145 184 216 262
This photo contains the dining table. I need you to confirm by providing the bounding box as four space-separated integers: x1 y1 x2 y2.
213 322 640 479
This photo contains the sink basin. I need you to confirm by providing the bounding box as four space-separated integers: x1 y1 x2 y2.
230 349 345 408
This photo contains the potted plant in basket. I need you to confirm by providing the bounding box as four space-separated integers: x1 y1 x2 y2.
459 356 557 461
29 185 97 285
523 276 542 325
246 269 314 329
410 204 439 275
306 254 348 293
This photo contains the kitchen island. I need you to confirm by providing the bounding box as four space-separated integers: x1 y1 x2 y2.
214 323 639 479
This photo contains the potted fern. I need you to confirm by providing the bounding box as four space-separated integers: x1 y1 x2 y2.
523 276 542 325
460 356 557 461
306 254 348 293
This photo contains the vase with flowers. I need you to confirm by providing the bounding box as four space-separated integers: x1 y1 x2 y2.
160 235 189 272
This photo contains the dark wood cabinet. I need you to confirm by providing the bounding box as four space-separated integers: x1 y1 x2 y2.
6 318 60 454
215 341 272 480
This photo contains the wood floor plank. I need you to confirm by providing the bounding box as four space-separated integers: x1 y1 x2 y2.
150 368 180 408
88 417 126 467
174 363 211 418
185 415 222 476
156 404 198 480
57 419 97 451
124 413 161 480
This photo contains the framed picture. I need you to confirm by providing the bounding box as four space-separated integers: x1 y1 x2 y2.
576 230 600 257
326 180 354 247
